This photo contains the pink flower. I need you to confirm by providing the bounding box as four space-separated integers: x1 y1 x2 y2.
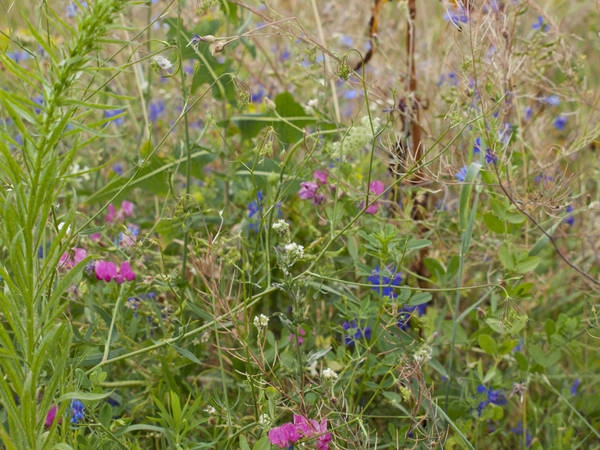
365 180 385 214
289 328 306 345
105 204 117 223
58 247 87 270
120 200 134 217
95 260 117 281
298 181 319 200
268 422 301 448
45 405 58 427
95 260 136 283
115 261 136 283
269 415 331 449
105 201 135 223
313 170 328 184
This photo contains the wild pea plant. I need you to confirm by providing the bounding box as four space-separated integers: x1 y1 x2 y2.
0 0 599 449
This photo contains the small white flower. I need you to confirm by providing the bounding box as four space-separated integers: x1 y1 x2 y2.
258 413 271 426
253 314 269 329
204 405 216 415
152 55 172 71
57 222 72 235
284 242 304 260
322 368 338 380
272 219 289 236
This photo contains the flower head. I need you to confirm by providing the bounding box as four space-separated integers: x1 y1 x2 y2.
455 166 468 182
397 303 428 330
342 319 372 346
268 415 331 449
368 265 402 298
70 399 85 424
553 115 567 131
532 15 549 32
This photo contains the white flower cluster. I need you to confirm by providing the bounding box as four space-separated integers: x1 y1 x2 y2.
253 314 269 330
272 219 289 236
283 242 304 261
322 367 338 380
152 55 172 71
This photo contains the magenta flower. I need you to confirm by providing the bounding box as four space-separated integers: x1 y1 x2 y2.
105 204 117 223
115 261 136 283
95 260 117 281
268 422 301 448
105 201 135 223
268 415 331 449
313 170 328 184
95 260 136 283
365 180 385 214
58 247 87 270
298 181 319 200
298 170 329 204
44 405 58 427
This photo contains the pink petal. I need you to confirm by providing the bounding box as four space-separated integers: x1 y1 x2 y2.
313 170 328 184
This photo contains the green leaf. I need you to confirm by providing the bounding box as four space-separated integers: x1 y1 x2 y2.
514 255 540 274
171 344 202 364
458 162 482 230
273 92 316 144
408 291 432 306
483 212 506 233
58 391 113 402
478 334 497 356
498 243 515 271
239 435 250 450
252 436 271 450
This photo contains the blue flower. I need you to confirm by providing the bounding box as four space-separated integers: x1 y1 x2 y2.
104 109 125 126
342 320 372 346
553 115 567 131
70 399 85 424
524 107 533 121
368 266 402 299
251 86 265 104
149 100 165 123
455 166 468 182
7 50 29 64
511 421 532 447
485 148 498 165
476 384 507 416
397 303 428 330
247 191 264 231
570 378 580 396
543 95 560 106
564 205 574 226
473 137 482 154
532 16 549 32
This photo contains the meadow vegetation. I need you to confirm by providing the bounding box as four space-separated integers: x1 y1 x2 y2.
0 0 599 448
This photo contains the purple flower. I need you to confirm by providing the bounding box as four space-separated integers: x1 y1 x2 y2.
485 148 498 164
444 6 469 24
368 265 402 298
149 100 165 122
524 107 533 121
251 86 265 103
103 108 125 126
95 260 117 282
70 399 85 424
553 115 567 131
365 180 385 214
532 15 549 32
58 247 87 270
115 261 136 283
543 95 560 106
564 205 574 226
397 303 428 330
476 384 507 415
455 166 468 182
247 191 264 231
45 405 58 427
342 320 372 346
473 137 482 154
298 171 329 204
269 415 331 450
570 378 580 396
511 421 532 447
